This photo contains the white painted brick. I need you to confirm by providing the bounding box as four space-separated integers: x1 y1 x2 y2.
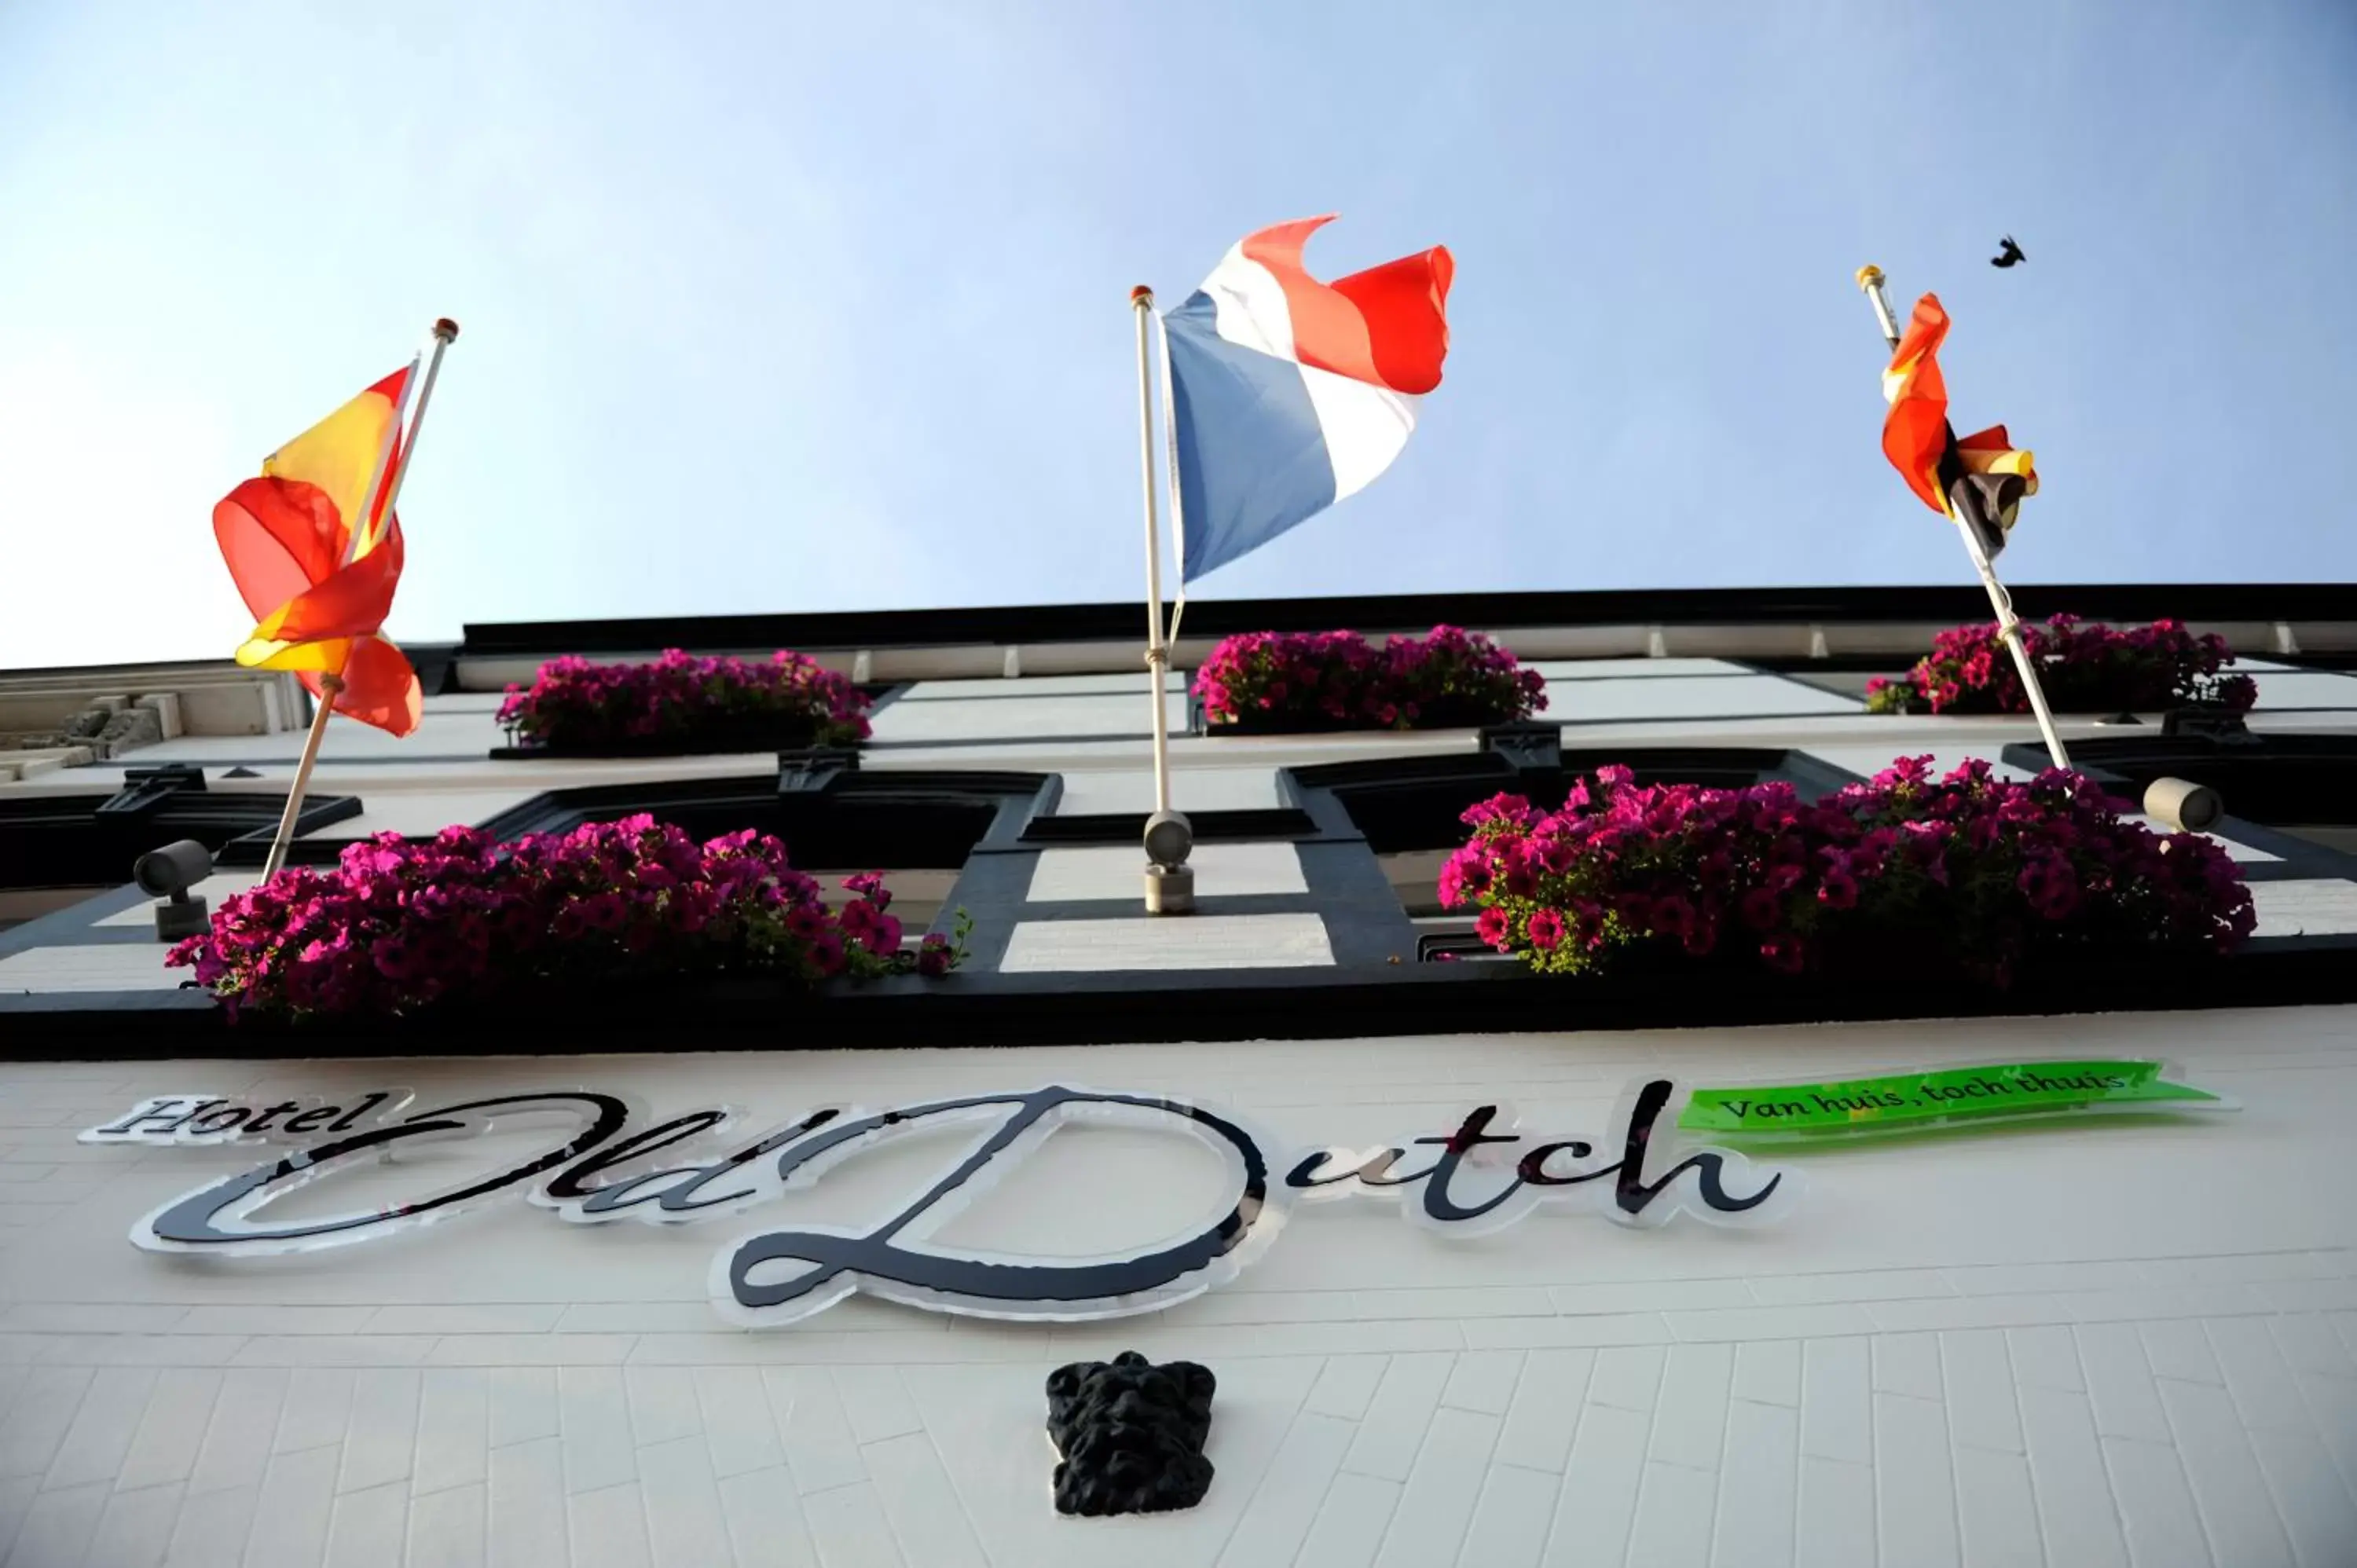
832 1368 922 1445
275 1370 359 1455
2142 1321 2226 1386
1459 1463 1559 1568
1624 1458 1717 1567
1668 1304 1877 1343
1304 1349 1429 1401
1710 1397 1797 1568
2104 1436 2216 1568
1588 1345 1668 1413
0 1363 90 1479
2080 1324 2172 1443
5 1480 107 1568
1874 1390 1960 1567
324 1479 406 1568
716 1468 818 1568
86 1478 183 1566
764 1368 866 1495
1298 1471 1400 1568
1461 1314 1670 1351
1938 1331 2022 1453
798 1481 904 1568
1218 1410 1353 1568
1867 1294 2072 1332
2021 1383 2131 1568
1746 1268 1951 1306
165 1478 259 1568
1793 1457 1874 1568
338 1369 421 1494
1648 1343 1733 1471
622 1368 701 1451
1952 1444 2040 1568
694 1368 783 1481
1799 1339 1870 1464
1871 1332 1944 1400
116 1367 222 1493
1948 1260 2156 1296
251 1444 343 1568
999 912 1334 973
1732 1340 1800 1409
2246 1426 2357 1568
45 1365 157 1489
559 1368 637 1495
414 1370 489 1498
566 1481 654 1568
636 1434 734 1568
2009 1325 2086 1391
1371 1406 1498 1568
2209 1317 2321 1434
1340 1352 1453 1482
1549 1279 1751 1316
1026 842 1305 902
2158 1376 2296 1567
1494 1349 1593 1473
1549 1403 1649 1566
406 1481 487 1568
2269 1313 2356 1377
488 1369 559 1451
1441 1350 1523 1416
188 1368 288 1498
486 1438 569 1568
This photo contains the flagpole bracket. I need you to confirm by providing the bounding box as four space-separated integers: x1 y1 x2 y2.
1143 809 1195 915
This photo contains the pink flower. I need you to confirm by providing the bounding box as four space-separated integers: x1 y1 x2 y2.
1527 909 1565 950
1475 907 1512 948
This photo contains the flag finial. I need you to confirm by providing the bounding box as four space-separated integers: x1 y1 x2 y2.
1129 286 1153 306
1854 265 1885 291
433 318 460 343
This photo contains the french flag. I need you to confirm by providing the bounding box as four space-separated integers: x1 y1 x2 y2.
1162 216 1453 582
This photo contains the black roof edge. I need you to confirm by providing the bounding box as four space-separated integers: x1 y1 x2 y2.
453 584 2355 659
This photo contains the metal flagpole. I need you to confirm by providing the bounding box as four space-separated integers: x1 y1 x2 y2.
1855 266 2073 771
1130 287 1193 913
258 318 460 880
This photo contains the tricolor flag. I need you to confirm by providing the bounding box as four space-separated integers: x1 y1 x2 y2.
1880 293 2037 559
211 366 423 736
1161 216 1453 581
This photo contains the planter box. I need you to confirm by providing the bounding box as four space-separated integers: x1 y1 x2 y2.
1207 701 1525 737
9 940 2348 1061
490 719 833 760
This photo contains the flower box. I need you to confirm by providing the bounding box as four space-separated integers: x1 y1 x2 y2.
1194 626 1545 734
1866 617 2255 716
495 650 872 757
1442 757 2254 987
167 817 960 1024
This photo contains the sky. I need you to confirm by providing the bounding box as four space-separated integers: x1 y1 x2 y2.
2 0 2353 669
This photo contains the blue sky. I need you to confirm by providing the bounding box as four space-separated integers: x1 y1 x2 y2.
2 1 2352 669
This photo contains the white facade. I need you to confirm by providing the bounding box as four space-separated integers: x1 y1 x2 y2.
3 606 2356 1566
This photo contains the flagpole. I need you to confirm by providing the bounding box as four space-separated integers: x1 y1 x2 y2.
257 318 460 881
1855 266 2073 771
1131 286 1193 913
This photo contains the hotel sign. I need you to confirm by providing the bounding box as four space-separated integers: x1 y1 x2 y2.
82 1079 1789 1326
83 1060 2223 1328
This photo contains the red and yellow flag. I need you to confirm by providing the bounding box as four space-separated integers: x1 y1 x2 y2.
212 367 423 736
1880 294 2037 542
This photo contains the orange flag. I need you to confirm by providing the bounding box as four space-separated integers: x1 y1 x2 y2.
1879 294 2038 550
213 367 423 736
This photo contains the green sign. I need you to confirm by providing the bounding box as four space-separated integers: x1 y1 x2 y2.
1678 1059 2231 1141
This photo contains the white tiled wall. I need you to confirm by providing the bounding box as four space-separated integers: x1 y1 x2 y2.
2 1007 2355 1564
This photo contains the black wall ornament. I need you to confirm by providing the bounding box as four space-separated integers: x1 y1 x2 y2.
1047 1352 1217 1516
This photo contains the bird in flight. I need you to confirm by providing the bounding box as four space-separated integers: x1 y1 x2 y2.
1992 236 2026 268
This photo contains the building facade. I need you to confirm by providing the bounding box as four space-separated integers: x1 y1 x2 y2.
2 584 2355 1566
